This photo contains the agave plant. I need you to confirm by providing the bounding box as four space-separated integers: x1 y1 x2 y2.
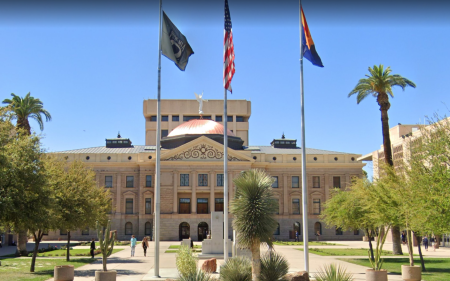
260 251 289 281
220 256 252 281
314 264 353 281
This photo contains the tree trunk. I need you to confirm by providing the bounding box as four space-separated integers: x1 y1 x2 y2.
66 231 70 261
367 230 375 262
17 117 31 135
17 230 28 256
251 239 261 281
417 236 426 272
407 230 414 266
392 226 403 255
30 231 43 272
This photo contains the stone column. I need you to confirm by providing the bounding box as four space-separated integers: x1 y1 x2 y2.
324 174 330 200
345 173 350 189
116 174 122 215
210 171 214 213
283 173 288 215
173 172 178 213
192 171 197 214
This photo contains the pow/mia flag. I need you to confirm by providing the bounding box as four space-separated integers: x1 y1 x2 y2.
162 11 194 71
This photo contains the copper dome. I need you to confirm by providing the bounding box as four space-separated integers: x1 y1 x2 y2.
168 119 235 137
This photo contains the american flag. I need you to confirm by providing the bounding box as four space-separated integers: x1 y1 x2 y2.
223 0 235 93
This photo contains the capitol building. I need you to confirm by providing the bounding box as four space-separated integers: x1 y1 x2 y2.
44 99 365 241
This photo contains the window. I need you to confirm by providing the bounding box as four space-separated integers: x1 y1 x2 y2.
197 198 208 214
198 174 208 186
125 222 132 235
272 176 278 188
215 198 224 212
60 229 67 235
354 229 360 235
217 174 224 186
126 198 133 214
274 223 280 235
315 222 322 235
105 176 113 188
313 199 321 215
180 174 190 186
161 130 168 138
145 222 152 235
313 176 320 188
236 116 244 122
294 222 301 236
145 198 152 214
179 198 191 214
215 115 223 122
172 115 179 121
82 227 89 235
150 116 157 122
146 175 152 187
333 176 341 188
292 176 299 188
292 199 300 214
126 176 134 188
336 227 343 235
162 115 168 121
227 116 233 122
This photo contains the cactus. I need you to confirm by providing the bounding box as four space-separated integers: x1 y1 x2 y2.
96 220 116 271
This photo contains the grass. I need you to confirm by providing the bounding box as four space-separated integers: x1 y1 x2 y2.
295 248 405 256
78 241 141 247
165 245 202 253
168 245 201 249
273 241 342 246
343 258 450 281
33 248 123 257
0 258 93 281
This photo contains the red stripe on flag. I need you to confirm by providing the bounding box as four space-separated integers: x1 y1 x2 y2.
223 30 235 92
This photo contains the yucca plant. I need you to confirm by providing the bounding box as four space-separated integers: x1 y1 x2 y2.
314 264 353 281
220 256 252 281
179 269 212 281
260 251 289 281
176 245 198 279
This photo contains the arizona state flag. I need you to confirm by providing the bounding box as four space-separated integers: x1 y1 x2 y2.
301 7 323 67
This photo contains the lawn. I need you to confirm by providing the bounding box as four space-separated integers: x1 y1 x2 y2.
343 258 450 281
165 245 202 253
34 248 123 257
295 248 402 256
0 258 93 281
273 241 342 246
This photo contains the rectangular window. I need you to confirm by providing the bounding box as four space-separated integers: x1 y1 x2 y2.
180 174 189 186
292 176 299 188
336 227 343 235
172 115 179 121
145 198 152 214
333 176 341 188
105 176 113 188
162 130 169 138
272 176 278 188
198 174 208 186
215 115 223 122
197 198 208 214
126 198 133 214
82 227 89 235
162 115 168 121
126 176 134 188
354 229 360 235
60 229 67 235
215 198 224 212
313 176 320 188
236 116 244 122
150 116 157 122
146 175 152 187
227 116 233 122
313 199 321 215
292 199 300 214
183 115 210 121
217 174 224 186
179 198 191 214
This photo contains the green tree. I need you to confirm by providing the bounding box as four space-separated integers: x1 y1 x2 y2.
230 169 278 281
348 64 416 255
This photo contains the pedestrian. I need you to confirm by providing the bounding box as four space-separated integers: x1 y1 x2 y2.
315 231 321 241
189 236 194 249
401 231 406 245
142 237 149 257
423 235 429 251
295 231 299 242
90 238 95 258
130 235 137 257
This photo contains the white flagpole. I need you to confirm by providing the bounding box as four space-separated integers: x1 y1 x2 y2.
223 89 229 262
299 0 310 273
153 0 162 277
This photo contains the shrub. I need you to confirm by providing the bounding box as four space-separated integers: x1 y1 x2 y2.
179 269 211 281
47 253 53 257
260 251 289 281
220 256 251 281
176 245 197 279
314 264 353 281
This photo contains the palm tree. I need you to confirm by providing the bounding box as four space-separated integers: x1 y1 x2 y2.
348 64 416 255
2 92 52 135
230 169 279 281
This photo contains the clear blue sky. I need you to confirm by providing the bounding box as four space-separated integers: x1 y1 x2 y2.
1 0 449 179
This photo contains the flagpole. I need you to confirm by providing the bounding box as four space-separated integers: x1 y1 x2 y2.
223 89 229 262
153 0 162 277
299 0 309 273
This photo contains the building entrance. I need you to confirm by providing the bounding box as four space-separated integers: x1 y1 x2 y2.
179 222 190 241
198 222 209 241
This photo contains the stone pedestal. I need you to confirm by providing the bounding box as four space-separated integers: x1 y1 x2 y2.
200 212 232 257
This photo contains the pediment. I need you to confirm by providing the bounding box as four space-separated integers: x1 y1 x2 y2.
160 136 251 162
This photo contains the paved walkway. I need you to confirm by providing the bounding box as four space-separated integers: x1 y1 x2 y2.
1 240 448 280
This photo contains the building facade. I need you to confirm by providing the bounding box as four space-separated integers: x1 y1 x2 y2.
45 99 365 241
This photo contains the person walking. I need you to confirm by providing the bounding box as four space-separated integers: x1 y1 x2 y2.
90 238 95 259
401 231 406 245
130 235 137 257
423 235 429 251
295 231 299 242
315 231 321 241
142 237 149 257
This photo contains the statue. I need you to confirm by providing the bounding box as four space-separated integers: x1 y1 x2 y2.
195 92 208 116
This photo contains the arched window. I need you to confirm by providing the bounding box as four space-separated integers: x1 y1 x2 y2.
125 222 133 235
335 227 343 235
294 222 301 236
314 222 322 235
274 223 280 235
179 222 190 240
145 222 152 236
198 222 209 241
